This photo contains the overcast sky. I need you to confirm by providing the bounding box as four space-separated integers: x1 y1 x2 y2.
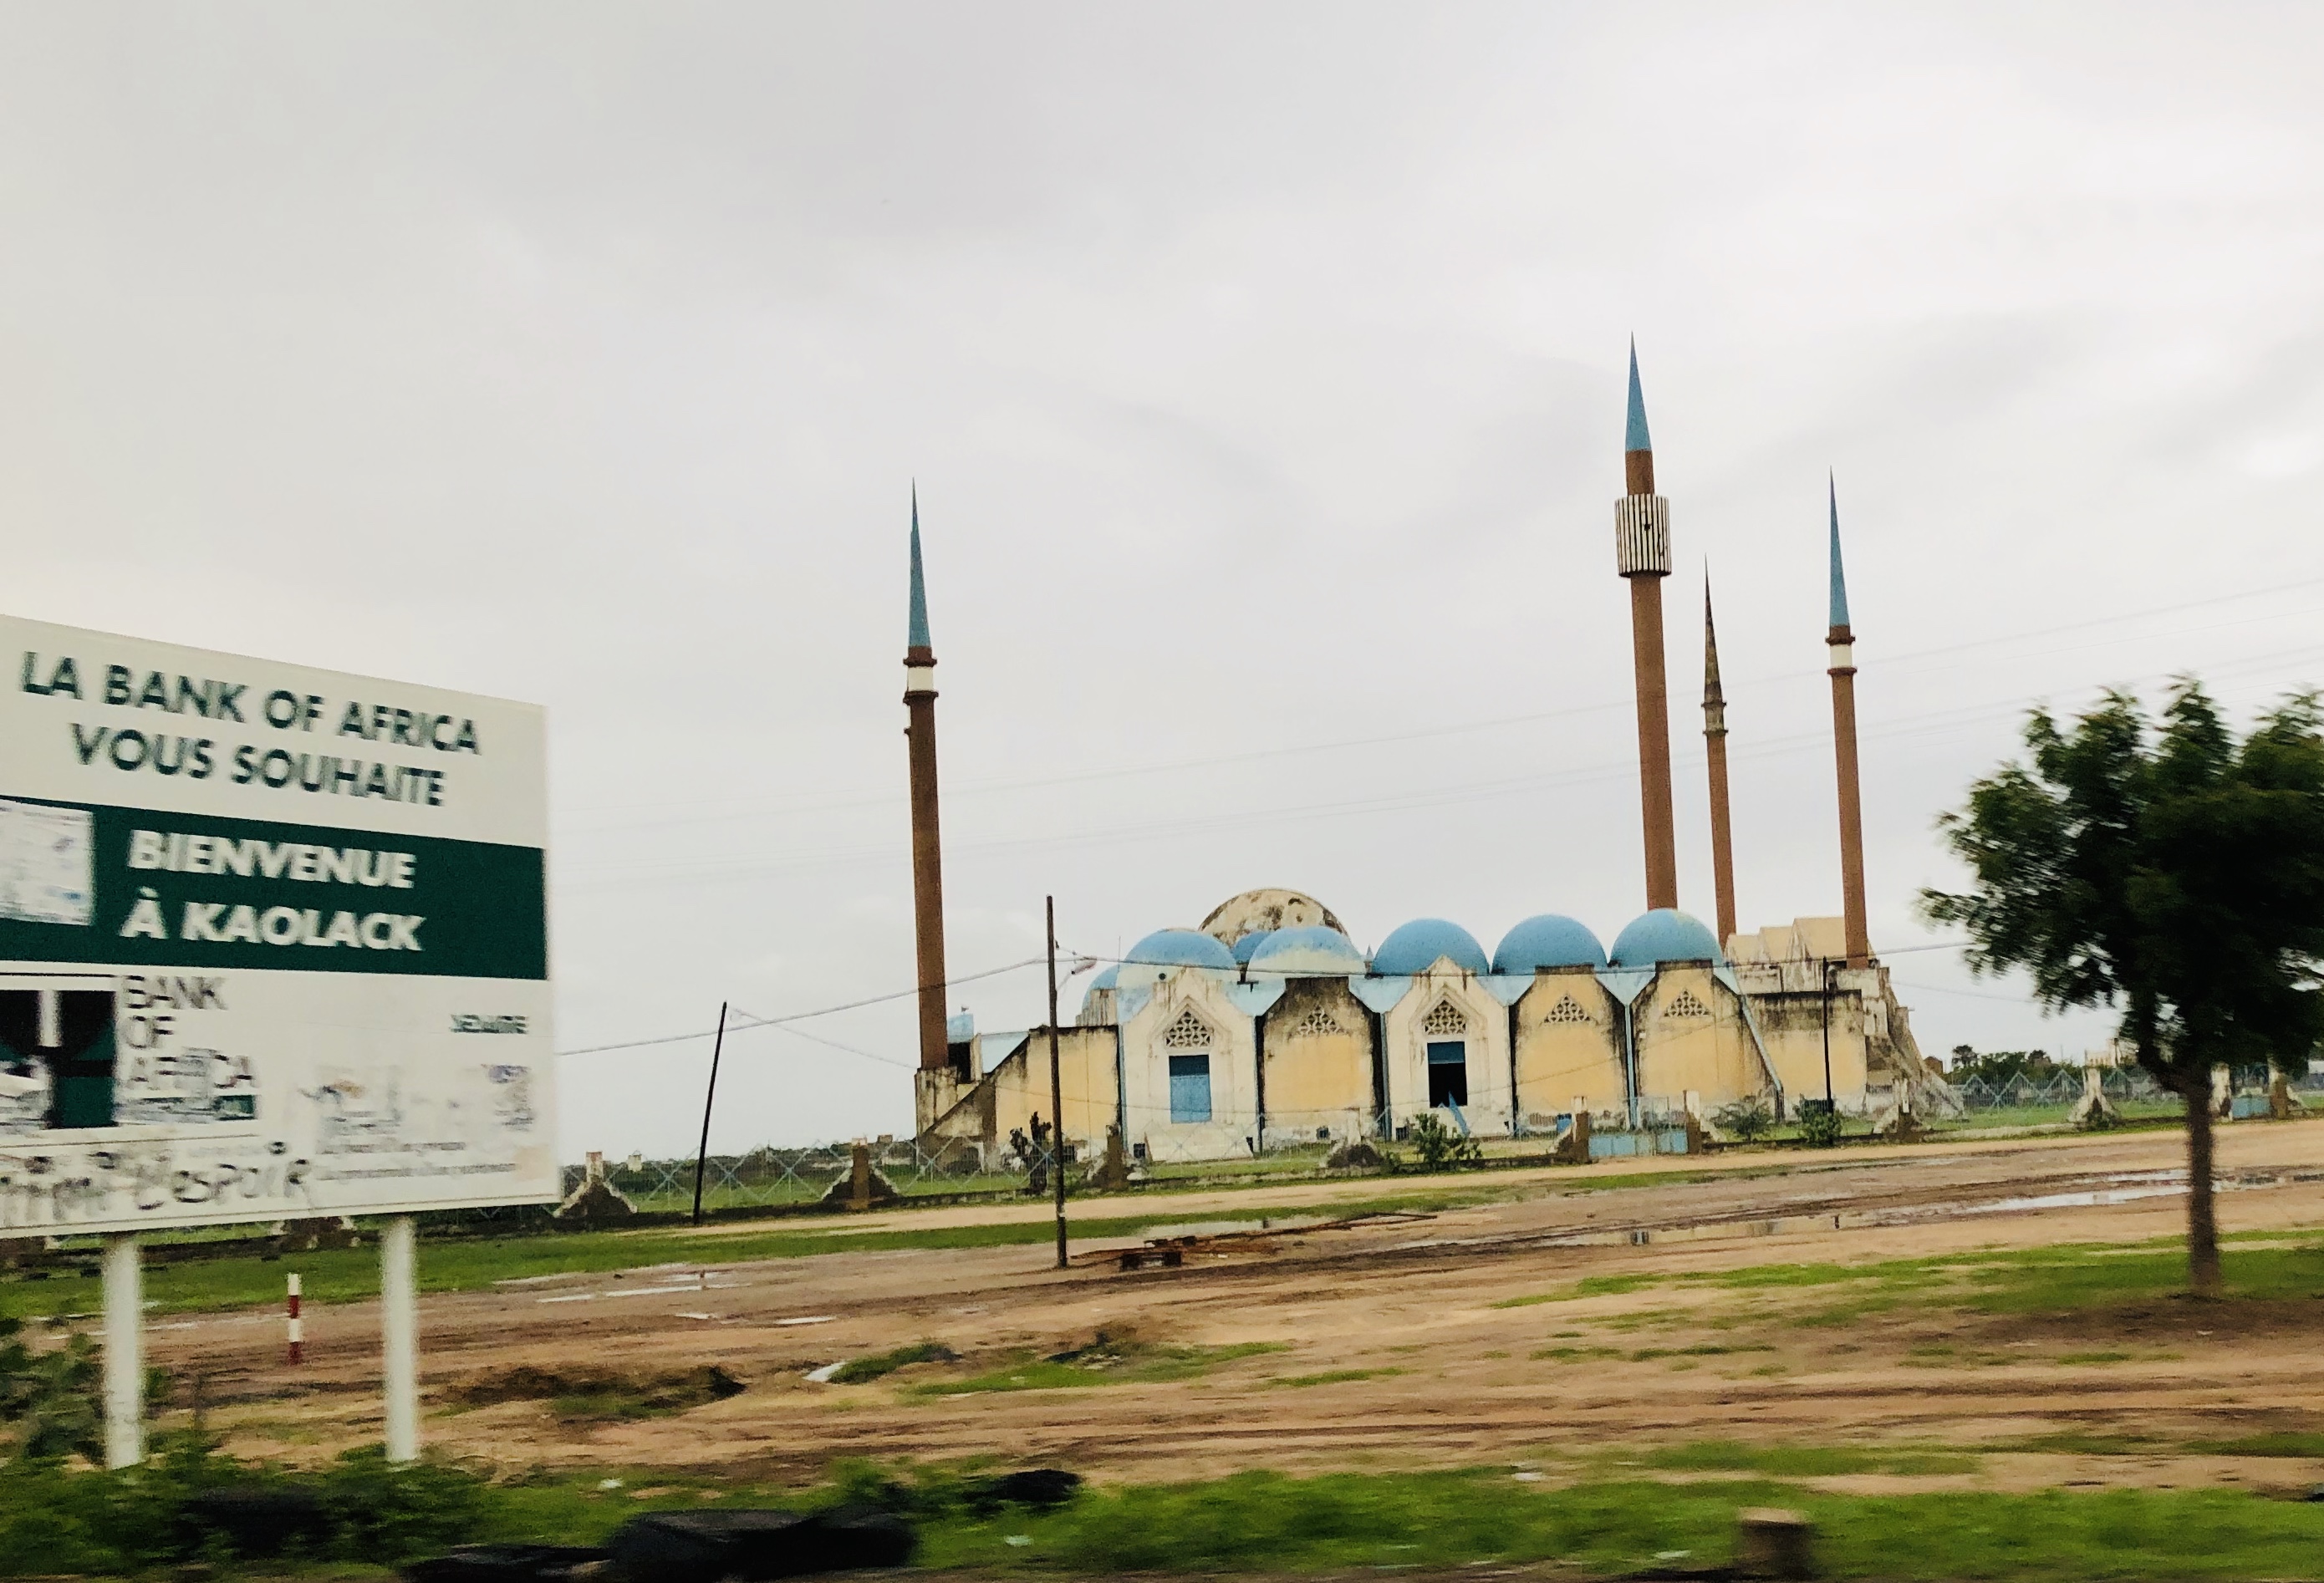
5 3 2321 1157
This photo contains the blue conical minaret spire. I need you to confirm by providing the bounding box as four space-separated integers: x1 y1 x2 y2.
1827 473 1851 636
907 484 932 654
1625 339 1653 456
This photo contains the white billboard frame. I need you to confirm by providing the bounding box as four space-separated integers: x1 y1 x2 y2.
0 613 556 1467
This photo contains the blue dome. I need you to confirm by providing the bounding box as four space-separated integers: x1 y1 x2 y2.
1492 914 1608 975
1372 918 1489 977
1248 925 1366 976
1124 928 1236 972
1079 963 1119 1015
1608 909 1725 968
1231 930 1274 965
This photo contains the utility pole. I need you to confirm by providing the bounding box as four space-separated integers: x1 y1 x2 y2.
1820 961 1835 1107
1047 896 1068 1270
692 1002 728 1226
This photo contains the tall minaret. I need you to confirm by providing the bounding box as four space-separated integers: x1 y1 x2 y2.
1616 343 1679 911
904 489 951 1073
1701 573 1737 949
1826 476 1871 970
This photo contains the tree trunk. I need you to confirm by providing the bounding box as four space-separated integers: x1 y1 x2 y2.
2184 1079 2222 1299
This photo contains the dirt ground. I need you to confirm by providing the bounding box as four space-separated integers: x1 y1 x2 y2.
148 1122 2324 1497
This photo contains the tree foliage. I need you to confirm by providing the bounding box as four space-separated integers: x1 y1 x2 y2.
1920 680 2324 1294
1944 1046 2064 1087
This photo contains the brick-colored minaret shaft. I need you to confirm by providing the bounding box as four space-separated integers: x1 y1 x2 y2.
1825 477 1871 970
1616 349 1679 914
1827 635 1869 969
1628 578 1679 910
904 504 950 1072
1702 583 1736 948
905 670 948 1068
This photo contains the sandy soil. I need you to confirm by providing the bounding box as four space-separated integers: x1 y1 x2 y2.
145 1122 2324 1496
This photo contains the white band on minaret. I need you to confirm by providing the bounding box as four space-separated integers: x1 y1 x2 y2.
904 664 936 695
1615 495 1671 576
1827 642 1854 673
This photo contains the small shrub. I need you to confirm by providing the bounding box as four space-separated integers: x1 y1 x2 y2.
1797 1102 1843 1148
0 1317 99 1464
1714 1096 1776 1142
1404 1112 1482 1171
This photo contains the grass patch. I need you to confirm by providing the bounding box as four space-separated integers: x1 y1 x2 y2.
1267 1367 1406 1388
1510 1237 2324 1330
911 1341 1284 1397
1531 1346 1623 1362
2186 1432 2324 1458
2001 1432 2164 1457
828 1342 958 1385
1494 1272 1663 1308
1635 1440 1977 1477
915 1466 2324 1579
1629 1344 1773 1361
2055 1351 2134 1366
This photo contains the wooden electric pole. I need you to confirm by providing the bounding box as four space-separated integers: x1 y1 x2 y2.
1047 896 1068 1269
691 1001 728 1225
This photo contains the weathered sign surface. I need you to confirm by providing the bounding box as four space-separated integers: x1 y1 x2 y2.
0 615 553 1232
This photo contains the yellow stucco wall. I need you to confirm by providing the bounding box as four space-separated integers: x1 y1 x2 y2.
1632 965 1770 1111
971 1026 1119 1155
1261 979 1377 1141
1511 970 1627 1122
1754 990 1870 1113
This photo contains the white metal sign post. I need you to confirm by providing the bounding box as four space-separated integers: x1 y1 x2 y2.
0 615 554 1465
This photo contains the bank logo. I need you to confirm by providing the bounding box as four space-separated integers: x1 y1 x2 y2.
451 1014 527 1035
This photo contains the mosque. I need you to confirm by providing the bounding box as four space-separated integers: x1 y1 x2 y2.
901 351 1940 1166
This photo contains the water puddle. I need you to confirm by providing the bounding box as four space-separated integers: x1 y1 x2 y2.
1516 1168 2293 1250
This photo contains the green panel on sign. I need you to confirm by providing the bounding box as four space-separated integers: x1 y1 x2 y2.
0 799 547 980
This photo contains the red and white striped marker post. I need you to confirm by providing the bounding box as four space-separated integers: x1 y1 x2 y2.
286 1274 303 1366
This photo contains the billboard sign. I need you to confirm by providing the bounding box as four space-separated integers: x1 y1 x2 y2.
0 615 553 1234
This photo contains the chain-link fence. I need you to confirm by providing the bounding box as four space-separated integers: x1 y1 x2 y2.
543 1065 2324 1219
1945 1062 2324 1124
558 1139 1042 1215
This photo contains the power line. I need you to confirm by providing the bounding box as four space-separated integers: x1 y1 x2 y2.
561 639 2324 891
556 571 2324 838
552 957 1045 1059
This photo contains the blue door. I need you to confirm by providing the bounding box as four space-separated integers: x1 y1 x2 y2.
1168 1053 1213 1122
1426 1041 1468 1108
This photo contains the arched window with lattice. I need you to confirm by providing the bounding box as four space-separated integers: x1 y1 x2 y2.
1419 1000 1470 1036
1664 989 1712 1020
1542 993 1593 1026
1163 1008 1213 1048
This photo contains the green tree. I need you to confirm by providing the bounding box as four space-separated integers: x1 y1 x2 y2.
1920 681 2324 1295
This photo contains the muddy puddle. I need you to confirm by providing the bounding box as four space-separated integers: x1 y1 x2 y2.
1412 1168 2310 1252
